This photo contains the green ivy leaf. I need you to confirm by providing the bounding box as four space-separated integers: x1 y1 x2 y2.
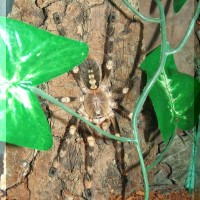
173 0 187 13
0 17 89 150
140 45 200 143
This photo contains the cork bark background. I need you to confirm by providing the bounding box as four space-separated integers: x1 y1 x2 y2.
0 0 197 199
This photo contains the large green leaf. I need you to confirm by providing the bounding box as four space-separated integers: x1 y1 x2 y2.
0 17 89 150
173 0 187 13
140 45 200 143
1 17 88 86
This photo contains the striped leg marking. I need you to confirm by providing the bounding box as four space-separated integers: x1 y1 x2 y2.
80 122 96 200
113 104 132 121
83 135 95 200
102 11 116 84
49 117 79 177
110 116 128 198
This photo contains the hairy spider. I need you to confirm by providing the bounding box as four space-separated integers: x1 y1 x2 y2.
49 11 138 199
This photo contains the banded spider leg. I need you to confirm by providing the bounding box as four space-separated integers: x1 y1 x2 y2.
49 116 80 177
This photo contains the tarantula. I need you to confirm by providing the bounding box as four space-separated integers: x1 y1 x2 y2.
49 11 138 199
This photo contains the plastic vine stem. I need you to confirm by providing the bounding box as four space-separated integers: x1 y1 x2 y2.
146 133 175 172
186 116 200 192
143 0 200 172
123 0 200 199
166 1 200 55
122 1 169 191
123 0 168 199
122 0 160 23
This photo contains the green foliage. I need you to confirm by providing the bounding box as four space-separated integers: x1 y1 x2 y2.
140 45 200 143
0 17 88 150
173 0 188 13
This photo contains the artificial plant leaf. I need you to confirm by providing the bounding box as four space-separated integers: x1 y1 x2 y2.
5 87 52 150
0 17 88 86
0 17 89 150
140 45 200 143
173 0 187 13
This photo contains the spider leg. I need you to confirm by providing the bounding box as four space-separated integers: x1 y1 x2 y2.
113 104 133 121
55 68 86 104
110 116 125 174
49 116 79 177
81 124 95 200
71 66 87 93
53 12 67 36
54 66 86 104
112 76 140 101
102 11 116 85
57 96 78 103
102 119 112 144
110 116 128 198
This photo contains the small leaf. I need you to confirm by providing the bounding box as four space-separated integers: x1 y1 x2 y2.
0 17 89 150
140 45 200 143
173 0 187 13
